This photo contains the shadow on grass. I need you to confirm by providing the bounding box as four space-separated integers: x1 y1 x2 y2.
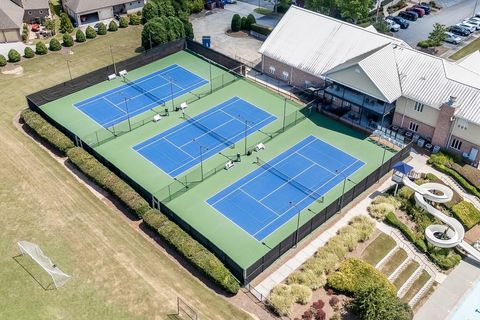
13 255 56 291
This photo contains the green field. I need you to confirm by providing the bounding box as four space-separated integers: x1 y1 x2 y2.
38 50 396 273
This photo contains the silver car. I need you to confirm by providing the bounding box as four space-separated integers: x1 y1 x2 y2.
457 22 477 33
444 32 461 44
385 19 400 32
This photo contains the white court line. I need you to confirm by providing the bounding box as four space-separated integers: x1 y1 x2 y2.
252 159 362 237
103 97 127 114
239 189 281 217
257 163 317 202
178 117 238 148
162 138 195 159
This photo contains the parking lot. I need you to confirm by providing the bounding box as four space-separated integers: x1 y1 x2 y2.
390 0 479 47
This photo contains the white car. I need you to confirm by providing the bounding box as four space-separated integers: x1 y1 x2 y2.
444 32 461 44
457 22 477 33
385 19 400 32
465 18 480 30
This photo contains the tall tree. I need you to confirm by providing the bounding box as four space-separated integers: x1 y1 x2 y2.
428 23 448 47
336 0 370 23
59 13 73 33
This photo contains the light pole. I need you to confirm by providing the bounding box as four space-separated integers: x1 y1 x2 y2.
336 169 355 214
238 115 254 155
124 97 132 131
65 59 72 81
109 45 117 75
193 139 208 181
168 76 175 111
289 201 301 248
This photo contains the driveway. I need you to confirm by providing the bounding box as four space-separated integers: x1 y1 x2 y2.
393 0 479 46
191 2 281 63
0 42 35 57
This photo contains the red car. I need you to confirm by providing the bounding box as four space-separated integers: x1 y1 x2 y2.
31 23 40 32
406 6 425 17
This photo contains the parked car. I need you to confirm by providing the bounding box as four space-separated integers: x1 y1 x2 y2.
31 23 40 32
385 19 401 32
386 15 410 29
444 32 462 44
413 4 431 14
399 11 418 21
465 18 480 30
406 6 425 17
449 25 471 36
457 22 476 33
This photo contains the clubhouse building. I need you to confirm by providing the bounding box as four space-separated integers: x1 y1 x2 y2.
259 6 480 165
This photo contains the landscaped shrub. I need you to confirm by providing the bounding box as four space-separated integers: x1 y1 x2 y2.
142 210 240 294
290 283 312 305
397 186 414 200
428 246 461 270
35 41 48 55
8 49 21 62
86 26 97 39
63 33 74 47
250 23 273 36
231 14 241 32
451 163 480 190
66 147 151 217
0 54 6 67
97 22 107 35
20 110 74 154
267 284 295 316
385 212 428 252
329 296 340 307
327 258 396 294
22 24 29 41
142 1 159 23
368 202 396 220
76 29 86 42
60 12 74 33
24 47 35 58
119 16 129 28
240 16 247 30
245 14 256 30
451 201 480 229
109 20 118 31
287 269 326 290
49 38 61 51
129 14 141 25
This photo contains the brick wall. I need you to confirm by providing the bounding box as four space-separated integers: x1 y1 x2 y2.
431 103 455 146
262 55 324 88
448 135 480 162
392 112 435 140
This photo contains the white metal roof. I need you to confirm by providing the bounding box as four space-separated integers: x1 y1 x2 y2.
260 6 480 126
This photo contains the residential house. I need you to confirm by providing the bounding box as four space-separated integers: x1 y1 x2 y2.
62 0 147 26
259 6 480 164
0 0 50 43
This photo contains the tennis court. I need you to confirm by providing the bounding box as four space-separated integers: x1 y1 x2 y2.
74 64 208 128
207 136 365 240
133 96 277 177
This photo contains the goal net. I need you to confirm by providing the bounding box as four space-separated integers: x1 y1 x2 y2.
17 241 71 288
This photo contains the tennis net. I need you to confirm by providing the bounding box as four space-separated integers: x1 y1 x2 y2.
256 157 323 201
183 113 235 148
123 76 165 106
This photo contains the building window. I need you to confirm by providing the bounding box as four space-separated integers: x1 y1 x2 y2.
409 121 418 132
269 65 275 75
414 101 424 112
39 10 43 14
457 119 468 130
282 71 289 81
28 11 32 15
451 138 463 150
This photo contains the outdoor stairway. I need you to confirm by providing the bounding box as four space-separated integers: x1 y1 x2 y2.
388 257 412 282
375 245 399 269
408 278 435 307
398 266 423 297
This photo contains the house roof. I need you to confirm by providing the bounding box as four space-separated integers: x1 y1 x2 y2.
259 6 480 126
456 51 480 75
0 0 23 30
63 0 132 13
23 0 50 10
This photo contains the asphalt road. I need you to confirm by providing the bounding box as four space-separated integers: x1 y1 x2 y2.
393 0 480 46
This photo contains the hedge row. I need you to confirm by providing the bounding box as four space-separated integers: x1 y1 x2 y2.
21 110 240 294
66 147 151 217
20 109 74 154
385 212 428 252
142 210 240 294
250 23 273 36
451 162 480 191
433 163 480 198
451 201 480 230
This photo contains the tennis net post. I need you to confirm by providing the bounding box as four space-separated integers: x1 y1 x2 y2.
183 113 235 149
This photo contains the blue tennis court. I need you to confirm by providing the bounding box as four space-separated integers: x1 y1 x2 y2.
207 136 365 240
133 96 276 177
74 64 208 128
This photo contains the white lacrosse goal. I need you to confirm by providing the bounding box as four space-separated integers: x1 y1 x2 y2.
17 241 71 288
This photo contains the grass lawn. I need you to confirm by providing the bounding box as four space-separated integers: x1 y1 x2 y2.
361 233 396 266
380 248 407 277
401 270 431 303
393 261 419 291
0 27 251 320
449 38 480 60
